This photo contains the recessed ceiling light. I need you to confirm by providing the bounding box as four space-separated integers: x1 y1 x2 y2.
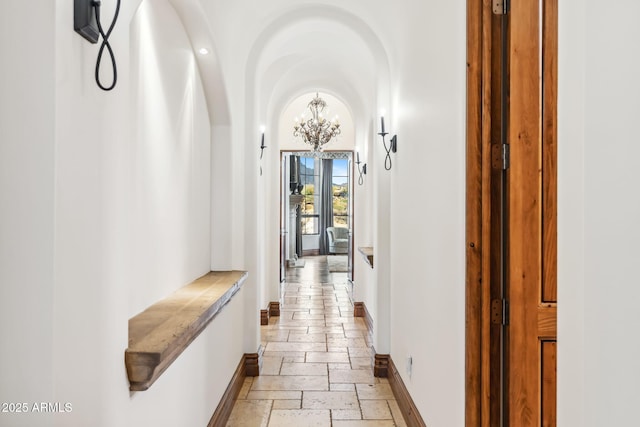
198 48 209 55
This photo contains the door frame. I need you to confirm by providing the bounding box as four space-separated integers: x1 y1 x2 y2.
278 150 356 282
465 0 494 424
466 1 558 425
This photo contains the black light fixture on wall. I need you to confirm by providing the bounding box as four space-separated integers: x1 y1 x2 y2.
74 0 121 91
378 113 397 170
259 126 267 176
355 152 367 185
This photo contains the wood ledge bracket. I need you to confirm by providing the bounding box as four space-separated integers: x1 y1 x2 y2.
357 246 374 268
125 270 248 391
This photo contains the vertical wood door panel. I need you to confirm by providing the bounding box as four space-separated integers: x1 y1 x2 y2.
542 0 558 304
541 341 557 427
508 0 542 425
465 0 486 424
508 0 557 426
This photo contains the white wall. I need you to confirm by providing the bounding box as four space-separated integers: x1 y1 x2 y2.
387 1 466 425
0 2 55 426
0 0 244 425
558 1 640 425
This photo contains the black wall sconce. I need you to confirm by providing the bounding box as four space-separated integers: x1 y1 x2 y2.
378 115 397 170
356 152 367 185
74 0 121 91
259 126 267 176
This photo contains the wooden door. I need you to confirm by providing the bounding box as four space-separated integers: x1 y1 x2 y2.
466 0 557 425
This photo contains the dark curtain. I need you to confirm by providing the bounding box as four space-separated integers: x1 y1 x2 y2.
292 156 303 257
318 159 334 255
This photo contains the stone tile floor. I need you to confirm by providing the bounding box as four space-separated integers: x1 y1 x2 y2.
226 257 407 426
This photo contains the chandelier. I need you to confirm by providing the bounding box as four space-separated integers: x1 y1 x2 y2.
293 93 341 152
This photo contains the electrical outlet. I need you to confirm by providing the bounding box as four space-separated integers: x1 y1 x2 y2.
406 356 413 378
74 0 99 43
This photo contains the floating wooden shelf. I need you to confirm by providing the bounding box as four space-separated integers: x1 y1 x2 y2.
358 246 374 268
125 270 248 391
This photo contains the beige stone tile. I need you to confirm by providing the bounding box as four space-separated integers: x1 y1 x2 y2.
346 338 369 348
327 333 347 341
275 319 327 327
330 383 355 391
348 348 373 358
387 400 408 427
325 318 355 326
237 377 253 399
344 330 366 338
306 352 350 363
293 312 326 320
281 303 323 309
265 342 327 352
327 337 349 347
342 320 368 330
308 326 345 334
288 333 327 343
280 362 328 376
360 400 392 420
267 409 331 427
226 399 271 427
263 351 306 359
261 356 283 375
332 409 363 420
246 391 302 400
262 330 290 342
251 375 328 391
329 363 352 370
272 399 301 410
350 357 372 369
302 391 359 410
355 383 394 400
332 421 395 427
330 369 376 384
263 325 308 332
311 308 340 315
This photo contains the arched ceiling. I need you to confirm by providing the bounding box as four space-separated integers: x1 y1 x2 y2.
245 5 390 136
152 2 390 136
165 0 230 125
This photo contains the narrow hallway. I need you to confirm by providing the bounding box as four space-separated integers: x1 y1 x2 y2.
227 256 406 426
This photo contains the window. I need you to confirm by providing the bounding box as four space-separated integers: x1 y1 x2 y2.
300 157 319 234
298 156 350 234
332 159 349 226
